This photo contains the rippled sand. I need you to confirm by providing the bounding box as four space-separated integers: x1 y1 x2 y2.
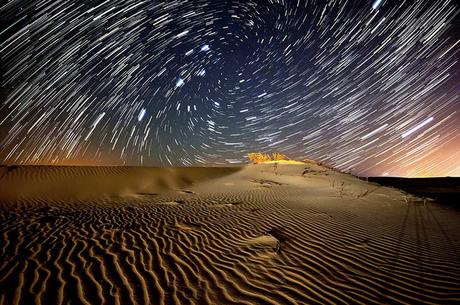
1 163 459 304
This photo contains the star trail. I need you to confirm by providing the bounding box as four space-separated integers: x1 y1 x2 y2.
0 0 459 177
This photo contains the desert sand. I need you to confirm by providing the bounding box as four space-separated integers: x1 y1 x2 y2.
0 163 459 304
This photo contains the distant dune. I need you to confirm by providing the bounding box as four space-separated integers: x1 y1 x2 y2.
0 166 240 201
1 163 459 304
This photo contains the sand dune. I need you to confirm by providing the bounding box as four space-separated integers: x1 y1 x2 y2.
1 163 459 304
0 166 240 201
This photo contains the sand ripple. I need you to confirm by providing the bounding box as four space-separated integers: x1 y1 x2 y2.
1 164 460 304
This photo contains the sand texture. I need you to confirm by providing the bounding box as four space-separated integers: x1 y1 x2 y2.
1 164 459 304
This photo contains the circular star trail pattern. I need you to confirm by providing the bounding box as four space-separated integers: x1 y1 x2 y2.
0 0 459 176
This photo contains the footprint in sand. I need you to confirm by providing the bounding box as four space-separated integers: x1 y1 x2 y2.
251 179 284 188
179 190 197 195
174 222 201 231
245 235 281 255
136 192 158 196
244 229 287 255
159 201 183 206
209 200 242 208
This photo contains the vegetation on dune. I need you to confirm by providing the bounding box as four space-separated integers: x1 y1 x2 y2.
248 153 271 164
271 153 287 161
248 152 287 164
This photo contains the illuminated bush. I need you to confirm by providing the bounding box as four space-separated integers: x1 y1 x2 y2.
272 153 287 161
248 152 287 163
248 152 271 164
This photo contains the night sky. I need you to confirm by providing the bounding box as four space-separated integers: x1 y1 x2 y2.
0 0 459 177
